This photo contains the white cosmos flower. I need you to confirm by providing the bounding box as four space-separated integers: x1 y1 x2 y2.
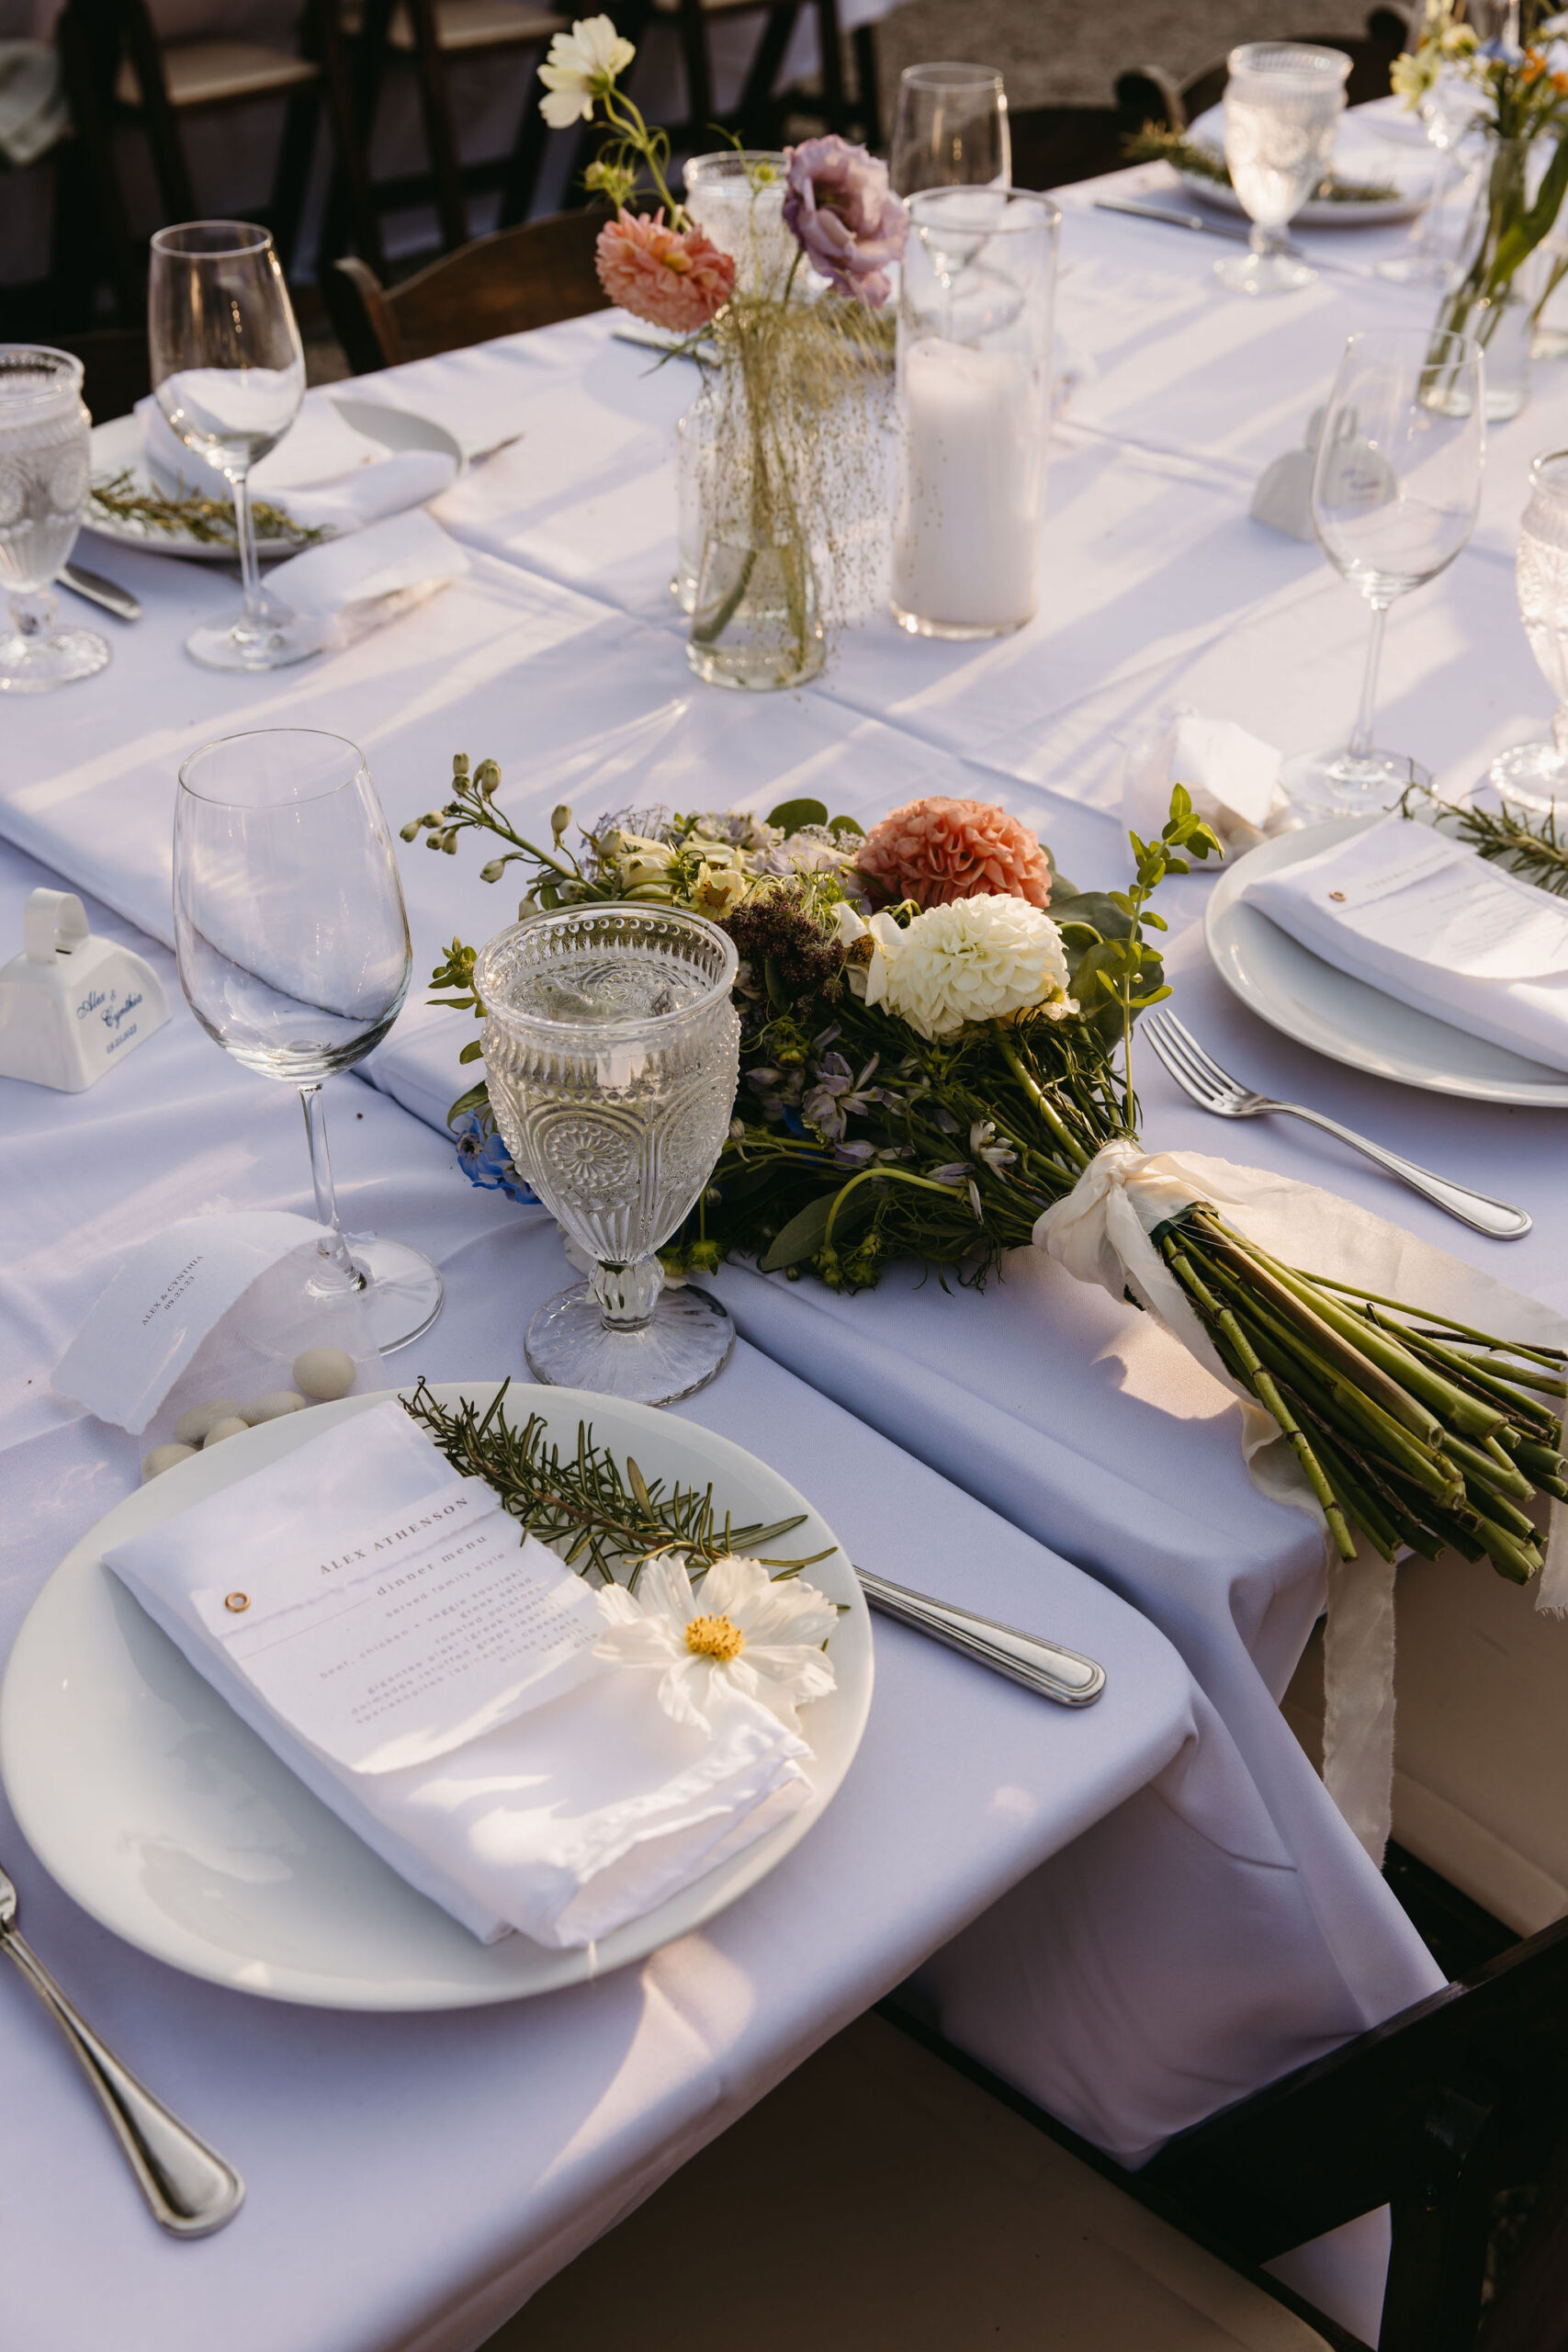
884 895 1075 1041
594 1554 838 1734
538 15 635 127
830 900 904 1008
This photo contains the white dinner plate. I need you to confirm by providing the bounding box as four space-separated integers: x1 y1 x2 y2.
0 1383 873 2010
1179 103 1433 227
83 397 465 562
1205 816 1568 1108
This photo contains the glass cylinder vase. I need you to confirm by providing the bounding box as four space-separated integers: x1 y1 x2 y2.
1432 133 1547 422
890 188 1060 639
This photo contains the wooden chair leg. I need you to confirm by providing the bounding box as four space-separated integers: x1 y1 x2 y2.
54 0 142 320
812 0 845 133
1480 2120 1568 2352
403 0 468 247
267 83 324 274
497 54 554 228
736 2 799 148
852 19 879 148
116 0 197 218
311 0 387 272
676 0 714 137
1377 2086 1499 2352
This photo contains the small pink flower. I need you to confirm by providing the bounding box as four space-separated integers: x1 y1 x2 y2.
856 796 1055 911
594 209 736 334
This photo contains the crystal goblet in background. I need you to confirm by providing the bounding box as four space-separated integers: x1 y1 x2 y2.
477 906 740 1406
1491 449 1568 811
0 345 109 693
175 728 445 1352
890 62 1010 198
1218 43 1349 296
149 221 309 672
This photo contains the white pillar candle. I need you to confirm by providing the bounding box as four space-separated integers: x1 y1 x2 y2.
892 339 1042 634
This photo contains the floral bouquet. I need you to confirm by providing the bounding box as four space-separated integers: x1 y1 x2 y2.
537 15 904 686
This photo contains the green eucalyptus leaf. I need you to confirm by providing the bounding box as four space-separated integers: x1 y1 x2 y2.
458 1037 485 1065
759 1185 875 1272
828 814 865 838
767 797 829 832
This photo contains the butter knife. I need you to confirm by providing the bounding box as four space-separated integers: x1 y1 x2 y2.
1093 195 1307 261
62 561 142 622
855 1568 1105 1706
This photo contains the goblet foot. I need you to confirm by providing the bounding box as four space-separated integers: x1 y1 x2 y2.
186 606 318 672
1486 739 1568 815
525 1281 734 1406
0 620 110 692
1283 744 1427 814
1213 248 1315 297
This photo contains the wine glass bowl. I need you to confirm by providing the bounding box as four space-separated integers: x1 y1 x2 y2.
1491 448 1568 811
0 345 109 694
1217 43 1349 296
148 222 309 673
175 729 444 1351
890 62 1010 198
477 905 740 1406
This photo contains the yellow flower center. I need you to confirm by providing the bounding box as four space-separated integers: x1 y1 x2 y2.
684 1611 745 1663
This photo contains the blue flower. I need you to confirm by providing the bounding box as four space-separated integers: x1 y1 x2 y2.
452 1109 539 1206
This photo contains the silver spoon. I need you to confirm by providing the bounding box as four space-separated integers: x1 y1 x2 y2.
0 1860 243 2235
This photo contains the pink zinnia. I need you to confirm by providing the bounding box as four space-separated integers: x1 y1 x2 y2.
856 796 1054 911
594 209 736 334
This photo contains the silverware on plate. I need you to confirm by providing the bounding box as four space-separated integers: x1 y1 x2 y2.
1144 1009 1531 1240
0 1860 243 2235
1092 195 1307 260
61 562 142 622
855 1569 1105 1705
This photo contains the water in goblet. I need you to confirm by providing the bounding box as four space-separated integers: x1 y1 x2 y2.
0 346 110 694
476 907 740 1407
1491 449 1568 811
1217 44 1348 298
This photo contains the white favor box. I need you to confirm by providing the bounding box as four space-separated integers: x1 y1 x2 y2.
0 888 168 1091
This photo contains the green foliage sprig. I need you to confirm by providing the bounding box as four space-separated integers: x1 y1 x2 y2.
1122 125 1396 202
1402 778 1568 896
400 1377 831 1582
89 468 325 548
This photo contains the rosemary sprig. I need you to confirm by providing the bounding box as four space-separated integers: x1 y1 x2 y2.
88 467 326 548
1122 125 1397 203
400 1378 834 1585
1402 781 1568 897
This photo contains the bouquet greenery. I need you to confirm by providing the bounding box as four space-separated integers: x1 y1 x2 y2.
408 765 1564 1587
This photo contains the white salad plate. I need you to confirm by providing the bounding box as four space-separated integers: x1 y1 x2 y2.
0 1382 873 2010
1206 816 1568 1108
83 397 464 561
1180 103 1433 226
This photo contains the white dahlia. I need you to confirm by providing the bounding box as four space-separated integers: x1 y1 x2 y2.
883 895 1075 1041
594 1554 838 1734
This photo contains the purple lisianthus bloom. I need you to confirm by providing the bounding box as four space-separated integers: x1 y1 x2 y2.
782 135 908 306
453 1108 539 1206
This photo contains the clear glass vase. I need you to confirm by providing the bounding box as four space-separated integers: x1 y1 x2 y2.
1432 133 1546 421
685 330 826 692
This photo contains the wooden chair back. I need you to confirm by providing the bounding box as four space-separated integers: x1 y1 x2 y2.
1115 10 1412 136
324 209 610 372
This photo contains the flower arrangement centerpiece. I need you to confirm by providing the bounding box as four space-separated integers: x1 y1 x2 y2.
538 15 904 688
1397 0 1568 409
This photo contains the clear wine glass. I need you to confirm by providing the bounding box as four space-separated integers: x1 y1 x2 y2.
174 729 445 1353
475 906 739 1406
1286 326 1484 812
148 222 310 673
0 345 109 693
890 62 1010 198
1217 43 1349 297
1490 448 1568 811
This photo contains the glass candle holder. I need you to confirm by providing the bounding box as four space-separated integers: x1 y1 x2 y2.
476 905 740 1406
891 187 1059 639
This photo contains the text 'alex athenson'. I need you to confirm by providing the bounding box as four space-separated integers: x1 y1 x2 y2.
315 1494 476 1578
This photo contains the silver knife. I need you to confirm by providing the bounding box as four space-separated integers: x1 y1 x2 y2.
1093 194 1308 261
62 561 142 622
855 1566 1105 1706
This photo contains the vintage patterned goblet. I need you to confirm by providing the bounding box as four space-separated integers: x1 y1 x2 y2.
476 905 740 1405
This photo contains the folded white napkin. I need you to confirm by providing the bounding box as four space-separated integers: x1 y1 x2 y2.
104 1399 810 1948
1242 814 1568 1073
137 391 460 532
264 510 469 651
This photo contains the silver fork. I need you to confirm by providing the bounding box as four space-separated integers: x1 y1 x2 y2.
0 1860 243 2235
1143 1010 1531 1240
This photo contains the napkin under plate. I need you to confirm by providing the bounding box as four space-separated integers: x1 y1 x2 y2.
264 510 469 651
104 1400 811 1948
1240 815 1568 1074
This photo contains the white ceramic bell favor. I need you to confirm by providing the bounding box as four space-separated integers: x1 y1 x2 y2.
0 888 168 1091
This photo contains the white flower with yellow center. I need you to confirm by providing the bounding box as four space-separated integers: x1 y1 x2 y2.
690 860 747 919
538 15 636 128
594 1553 838 1733
883 895 1075 1041
830 900 904 1008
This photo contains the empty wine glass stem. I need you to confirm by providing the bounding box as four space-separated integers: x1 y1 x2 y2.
227 468 267 631
1349 600 1390 757
299 1083 363 1293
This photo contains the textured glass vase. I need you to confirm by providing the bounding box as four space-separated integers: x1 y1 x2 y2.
475 905 740 1405
1432 134 1544 422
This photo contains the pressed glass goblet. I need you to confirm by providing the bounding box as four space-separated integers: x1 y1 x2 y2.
890 62 1010 198
148 222 310 673
0 345 109 693
1491 449 1568 811
1286 327 1484 812
174 728 445 1353
476 906 740 1406
1217 43 1349 297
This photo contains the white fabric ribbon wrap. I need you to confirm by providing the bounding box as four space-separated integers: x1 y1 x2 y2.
1036 1141 1568 1861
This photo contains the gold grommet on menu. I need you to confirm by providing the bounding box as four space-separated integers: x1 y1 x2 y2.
1329 890 1347 901
224 1592 250 1613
